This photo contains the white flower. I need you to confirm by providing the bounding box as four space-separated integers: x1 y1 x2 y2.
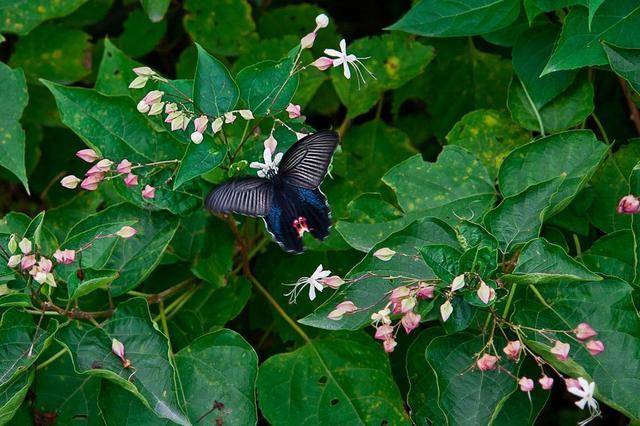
440 300 453 322
284 264 331 303
451 274 465 292
568 378 598 412
250 147 283 178
371 308 391 325
324 39 375 85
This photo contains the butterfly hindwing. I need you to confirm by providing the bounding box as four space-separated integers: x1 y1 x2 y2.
279 130 339 189
205 178 274 217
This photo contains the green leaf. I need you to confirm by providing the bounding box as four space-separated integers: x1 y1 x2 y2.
387 0 520 37
498 130 607 216
484 178 562 251
67 269 119 300
504 238 601 284
425 333 517 425
193 44 239 116
331 34 435 119
116 8 167 58
0 0 87 34
99 380 170 425
383 147 496 225
56 298 189 425
236 57 299 116
257 332 410 425
603 43 640 94
96 38 145 97
43 81 184 162
514 279 640 420
63 203 179 296
419 244 462 282
301 218 459 330
10 23 91 84
183 0 257 56
173 137 225 189
0 63 29 193
0 294 31 309
140 0 170 22
0 370 33 425
508 73 594 133
445 109 530 178
175 330 258 424
523 0 586 23
512 25 578 108
0 309 57 387
581 231 634 282
59 0 113 27
543 3 640 75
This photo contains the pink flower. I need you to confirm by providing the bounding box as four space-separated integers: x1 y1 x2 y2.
550 340 570 361
86 159 113 175
20 254 36 270
477 280 495 304
312 56 334 71
519 377 534 392
585 340 604 356
502 340 521 361
374 324 394 341
617 195 640 214
401 311 421 334
136 91 164 114
416 282 435 299
142 185 155 199
224 112 236 124
53 249 75 264
60 175 81 189
263 134 278 154
193 115 208 133
111 338 132 368
38 257 53 273
18 238 31 254
383 338 397 353
476 353 498 371
539 375 554 390
117 159 132 174
321 275 345 289
390 286 410 305
371 308 391 325
300 32 316 49
80 174 104 191
76 149 98 163
574 323 597 340
327 301 357 320
116 226 137 239
133 66 154 77
7 254 21 268
565 378 580 390
124 173 138 187
286 103 302 119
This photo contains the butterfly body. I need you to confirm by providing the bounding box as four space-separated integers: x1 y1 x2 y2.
205 131 338 253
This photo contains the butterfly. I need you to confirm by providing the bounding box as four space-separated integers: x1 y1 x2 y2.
205 130 339 253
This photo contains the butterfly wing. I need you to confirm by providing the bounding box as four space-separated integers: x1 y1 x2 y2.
205 178 274 217
278 130 339 189
264 184 331 253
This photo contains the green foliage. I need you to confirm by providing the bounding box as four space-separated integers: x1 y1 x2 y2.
1 0 640 424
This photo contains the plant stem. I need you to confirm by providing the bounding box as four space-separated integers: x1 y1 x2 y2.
520 80 545 136
158 300 172 352
591 112 610 144
36 347 68 370
501 283 517 318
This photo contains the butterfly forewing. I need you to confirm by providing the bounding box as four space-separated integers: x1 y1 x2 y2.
205 178 274 217
279 130 339 189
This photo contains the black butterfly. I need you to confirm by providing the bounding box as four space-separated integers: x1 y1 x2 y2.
205 130 339 253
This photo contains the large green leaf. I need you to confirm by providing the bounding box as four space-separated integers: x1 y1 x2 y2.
603 43 640 94
0 309 57 387
387 0 520 37
543 3 640 74
0 0 87 34
98 380 169 425
173 137 226 189
175 330 258 424
0 63 29 192
514 279 640 420
445 109 530 178
116 8 166 58
56 298 189 425
331 34 435 119
95 38 145 98
236 57 299 116
0 370 33 425
581 231 634 282
257 332 410 425
498 130 607 216
193 44 239 117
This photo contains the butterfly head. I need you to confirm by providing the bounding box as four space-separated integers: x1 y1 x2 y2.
293 216 311 238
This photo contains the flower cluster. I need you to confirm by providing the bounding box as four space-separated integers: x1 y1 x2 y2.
617 194 640 214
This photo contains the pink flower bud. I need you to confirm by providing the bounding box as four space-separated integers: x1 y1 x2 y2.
81 174 103 191
190 131 204 144
416 282 435 299
502 340 521 361
116 226 137 239
148 102 165 116
477 280 495 304
142 185 156 199
300 32 316 49
519 377 534 392
133 66 154 77
585 340 604 355
76 149 98 163
212 117 223 133
617 195 640 214
39 257 53 273
440 300 453 322
7 254 21 268
111 338 132 368
539 375 554 390
194 115 208 133
374 324 394 341
315 13 329 29
327 300 357 320
117 159 132 174
451 274 465 291
86 159 113 175
550 340 570 361
383 338 397 353
165 102 178 114
286 103 302 119
574 322 597 340
238 110 254 120
137 100 151 113
124 173 139 187
21 254 36 270
312 56 334 71
390 286 410 304
224 112 236 124
565 378 580 391
401 311 421 334
18 238 31 254
400 296 416 313
53 249 75 264
142 90 164 105
60 175 81 189
263 134 278 154
476 353 498 371
129 76 149 89
321 275 345 289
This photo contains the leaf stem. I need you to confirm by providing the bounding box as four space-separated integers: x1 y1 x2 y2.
158 299 172 352
590 112 610 144
520 79 545 136
36 347 68 370
501 283 517 319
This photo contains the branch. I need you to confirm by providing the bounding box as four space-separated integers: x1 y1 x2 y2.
618 76 640 135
